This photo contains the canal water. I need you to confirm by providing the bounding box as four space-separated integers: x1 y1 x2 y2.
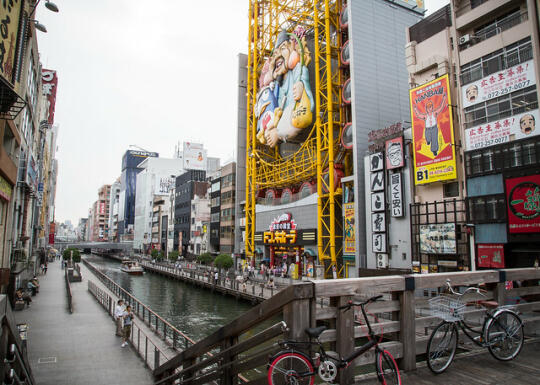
84 254 255 342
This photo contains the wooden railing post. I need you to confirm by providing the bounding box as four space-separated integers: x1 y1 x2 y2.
221 335 238 385
284 298 311 341
335 296 354 384
399 278 416 371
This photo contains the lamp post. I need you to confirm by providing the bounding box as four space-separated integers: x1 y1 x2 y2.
29 0 60 33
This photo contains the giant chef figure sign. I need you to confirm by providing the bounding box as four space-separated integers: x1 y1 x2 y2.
255 27 314 149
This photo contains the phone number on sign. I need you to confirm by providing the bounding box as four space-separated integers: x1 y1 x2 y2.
486 80 531 99
471 136 508 149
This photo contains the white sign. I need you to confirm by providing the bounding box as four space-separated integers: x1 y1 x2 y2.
370 171 384 192
370 152 384 172
461 60 536 108
371 212 386 232
183 142 207 171
372 233 387 253
464 109 539 151
420 223 456 254
390 172 403 217
154 177 175 195
371 192 385 212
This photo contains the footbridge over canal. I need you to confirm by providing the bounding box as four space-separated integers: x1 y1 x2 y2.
53 241 132 253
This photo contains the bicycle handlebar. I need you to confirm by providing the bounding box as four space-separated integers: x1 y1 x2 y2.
338 295 383 310
445 279 487 297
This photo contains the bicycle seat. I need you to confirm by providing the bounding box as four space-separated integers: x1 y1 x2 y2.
305 326 327 338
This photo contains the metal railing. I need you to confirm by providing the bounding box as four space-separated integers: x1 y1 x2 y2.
65 268 73 313
0 295 36 385
87 281 169 370
83 259 195 350
461 11 529 50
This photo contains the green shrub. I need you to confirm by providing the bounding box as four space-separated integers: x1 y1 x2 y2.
168 250 179 262
150 249 159 258
62 248 81 263
214 254 233 270
197 252 214 265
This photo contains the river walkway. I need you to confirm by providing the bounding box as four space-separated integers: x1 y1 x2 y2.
13 259 153 385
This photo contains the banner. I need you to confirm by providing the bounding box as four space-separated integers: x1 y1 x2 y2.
410 75 457 185
477 244 505 268
462 60 536 108
506 174 540 234
343 203 355 255
42 69 58 125
419 223 456 254
183 142 207 171
464 109 539 151
155 176 175 195
0 0 23 84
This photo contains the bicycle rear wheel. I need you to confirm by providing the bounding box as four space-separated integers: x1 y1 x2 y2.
376 350 401 385
268 351 315 385
486 310 524 361
426 321 458 374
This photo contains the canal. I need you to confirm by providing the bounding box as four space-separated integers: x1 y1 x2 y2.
84 254 255 342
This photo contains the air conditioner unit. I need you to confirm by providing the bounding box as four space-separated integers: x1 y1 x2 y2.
376 253 389 269
458 34 470 46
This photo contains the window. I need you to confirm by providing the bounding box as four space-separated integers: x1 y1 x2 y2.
3 123 16 160
468 195 506 223
443 182 460 198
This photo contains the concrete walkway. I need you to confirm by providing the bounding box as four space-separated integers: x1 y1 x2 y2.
14 259 153 385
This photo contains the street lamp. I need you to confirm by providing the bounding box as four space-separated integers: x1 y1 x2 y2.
29 0 60 33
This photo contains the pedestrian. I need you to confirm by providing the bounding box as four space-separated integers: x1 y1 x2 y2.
43 263 48 275
332 265 337 279
114 299 126 337
121 305 133 347
15 289 32 307
40 264 45 275
214 271 219 285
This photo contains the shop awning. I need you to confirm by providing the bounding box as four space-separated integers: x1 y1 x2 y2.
304 248 316 257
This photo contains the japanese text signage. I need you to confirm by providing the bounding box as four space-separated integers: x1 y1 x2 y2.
410 75 457 185
506 174 540 234
419 223 457 254
477 244 505 268
369 151 387 255
461 60 536 109
263 230 297 244
343 203 355 255
42 69 58 125
390 172 403 217
0 0 22 84
465 109 539 151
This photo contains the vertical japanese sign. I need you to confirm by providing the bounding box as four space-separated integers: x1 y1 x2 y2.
343 203 355 254
0 0 22 84
390 172 403 217
477 244 505 268
410 75 457 185
42 69 58 125
506 174 540 233
369 152 387 255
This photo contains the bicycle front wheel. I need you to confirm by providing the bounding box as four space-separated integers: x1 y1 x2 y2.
268 352 315 385
486 310 524 361
376 350 401 385
426 321 458 374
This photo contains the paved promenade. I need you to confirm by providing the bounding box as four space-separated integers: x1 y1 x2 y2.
14 260 153 385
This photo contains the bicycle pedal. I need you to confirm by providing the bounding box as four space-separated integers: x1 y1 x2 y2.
473 335 483 343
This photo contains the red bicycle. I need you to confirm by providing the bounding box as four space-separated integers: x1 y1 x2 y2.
267 295 401 384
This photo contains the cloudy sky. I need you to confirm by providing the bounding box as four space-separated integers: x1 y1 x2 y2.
35 0 449 225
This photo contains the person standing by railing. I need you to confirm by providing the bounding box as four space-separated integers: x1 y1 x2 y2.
121 305 133 348
114 299 126 337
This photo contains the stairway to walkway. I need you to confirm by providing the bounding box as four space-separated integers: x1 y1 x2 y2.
14 259 153 385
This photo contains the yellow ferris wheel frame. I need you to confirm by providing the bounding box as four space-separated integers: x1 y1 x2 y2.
245 0 344 273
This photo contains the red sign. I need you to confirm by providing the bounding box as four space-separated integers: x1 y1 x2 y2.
42 69 58 125
477 244 505 268
99 202 106 215
385 136 404 169
506 174 540 233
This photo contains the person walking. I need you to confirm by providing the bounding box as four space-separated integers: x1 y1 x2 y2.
214 271 219 285
114 299 126 337
121 305 133 347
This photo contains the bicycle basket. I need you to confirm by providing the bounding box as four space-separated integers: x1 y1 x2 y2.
428 295 466 322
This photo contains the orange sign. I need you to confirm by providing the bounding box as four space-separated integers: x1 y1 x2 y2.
410 75 457 185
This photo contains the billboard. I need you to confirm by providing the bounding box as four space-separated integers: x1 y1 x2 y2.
477 244 505 268
183 142 207 171
419 223 456 254
506 174 540 234
461 60 536 109
343 203 355 255
255 27 314 150
385 136 404 169
0 0 23 84
410 75 457 185
155 176 175 195
42 69 58 125
464 109 539 151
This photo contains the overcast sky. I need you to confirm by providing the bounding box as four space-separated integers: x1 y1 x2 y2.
35 0 449 226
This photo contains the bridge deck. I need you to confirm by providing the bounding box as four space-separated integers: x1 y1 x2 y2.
356 339 540 384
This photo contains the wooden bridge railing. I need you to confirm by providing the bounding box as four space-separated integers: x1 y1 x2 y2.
153 268 540 384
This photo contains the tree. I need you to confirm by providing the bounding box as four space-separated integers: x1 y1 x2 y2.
62 248 81 263
168 250 179 262
197 252 214 265
150 249 159 259
214 254 233 270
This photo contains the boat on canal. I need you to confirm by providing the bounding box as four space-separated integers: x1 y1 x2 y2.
121 259 144 275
